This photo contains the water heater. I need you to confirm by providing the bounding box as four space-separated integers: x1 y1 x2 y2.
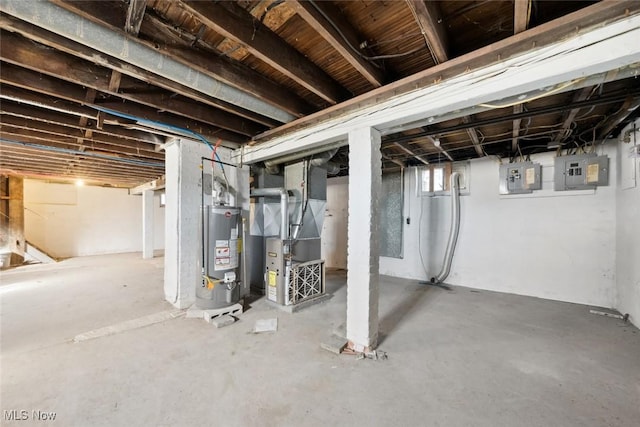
196 205 241 309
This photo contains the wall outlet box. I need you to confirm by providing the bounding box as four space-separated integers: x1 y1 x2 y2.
499 162 542 194
554 154 609 191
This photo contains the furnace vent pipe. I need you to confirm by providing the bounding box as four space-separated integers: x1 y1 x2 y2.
264 147 339 169
250 188 289 241
431 172 461 284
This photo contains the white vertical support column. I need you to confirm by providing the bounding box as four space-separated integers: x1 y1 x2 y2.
346 126 382 351
164 138 212 308
142 189 154 259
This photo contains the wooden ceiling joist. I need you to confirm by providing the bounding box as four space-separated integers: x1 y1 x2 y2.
597 96 640 140
393 142 430 165
425 135 454 161
511 0 532 153
0 14 279 129
2 102 159 146
0 143 162 169
289 0 384 88
125 0 147 36
0 128 163 161
2 102 162 146
552 86 597 145
0 32 262 137
0 64 244 143
0 116 162 158
180 0 349 104
51 0 311 118
405 0 449 64
462 116 485 157
514 0 532 34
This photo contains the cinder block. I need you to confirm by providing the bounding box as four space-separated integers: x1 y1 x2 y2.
320 334 348 354
210 315 236 328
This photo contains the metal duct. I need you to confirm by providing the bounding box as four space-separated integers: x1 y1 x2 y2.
0 0 295 123
250 188 289 241
263 145 342 168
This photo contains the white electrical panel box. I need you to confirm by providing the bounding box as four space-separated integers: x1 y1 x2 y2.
499 162 542 194
554 154 609 191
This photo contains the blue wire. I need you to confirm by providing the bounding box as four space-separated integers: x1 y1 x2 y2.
0 138 164 168
90 105 226 174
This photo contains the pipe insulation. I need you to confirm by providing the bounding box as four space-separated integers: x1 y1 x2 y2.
431 172 461 284
250 188 289 241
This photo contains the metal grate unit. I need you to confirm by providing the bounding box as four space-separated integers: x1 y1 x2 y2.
287 260 325 305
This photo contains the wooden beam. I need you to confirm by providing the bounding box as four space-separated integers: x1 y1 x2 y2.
125 0 146 36
0 155 161 178
381 152 406 168
393 142 430 165
553 86 596 144
0 115 163 157
405 0 449 64
462 116 485 156
425 136 454 161
0 91 160 145
0 144 163 170
180 0 348 104
108 70 122 92
0 126 163 160
597 96 640 139
514 0 532 34
140 14 311 117
511 106 523 153
129 176 166 195
289 0 384 87
0 33 263 136
0 62 247 143
0 14 279 128
50 0 310 118
251 1 640 144
511 1 531 152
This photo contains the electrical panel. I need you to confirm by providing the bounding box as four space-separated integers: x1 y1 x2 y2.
554 154 609 191
499 162 542 194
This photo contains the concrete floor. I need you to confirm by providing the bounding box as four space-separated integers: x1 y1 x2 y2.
1 253 639 427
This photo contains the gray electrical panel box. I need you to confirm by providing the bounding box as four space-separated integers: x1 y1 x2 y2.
499 162 542 194
554 154 609 191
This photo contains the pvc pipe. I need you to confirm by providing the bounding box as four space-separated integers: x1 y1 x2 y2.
250 188 289 241
431 172 461 284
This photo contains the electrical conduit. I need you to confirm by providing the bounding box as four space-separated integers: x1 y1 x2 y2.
431 172 461 284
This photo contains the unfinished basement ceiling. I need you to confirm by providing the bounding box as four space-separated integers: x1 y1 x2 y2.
1 0 639 185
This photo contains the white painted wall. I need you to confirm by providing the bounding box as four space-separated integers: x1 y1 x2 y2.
24 180 165 258
321 176 348 269
615 120 640 325
378 145 619 308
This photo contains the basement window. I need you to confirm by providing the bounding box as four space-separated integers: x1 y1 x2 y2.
419 163 452 196
418 162 470 196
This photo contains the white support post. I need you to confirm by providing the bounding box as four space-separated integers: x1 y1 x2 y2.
164 138 212 308
346 127 382 351
142 189 154 259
